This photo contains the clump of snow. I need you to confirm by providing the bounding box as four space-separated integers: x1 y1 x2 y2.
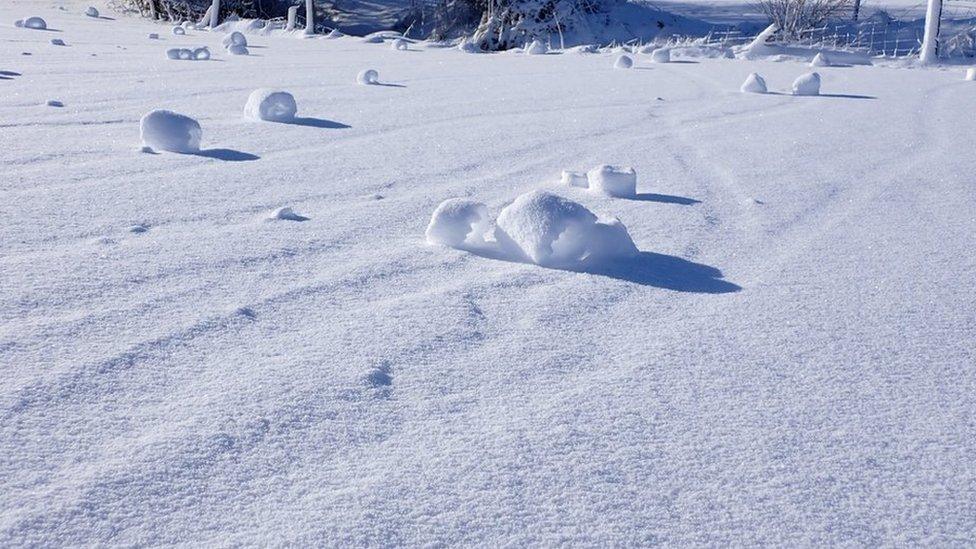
966 68 976 81
426 198 491 248
362 35 385 44
85 6 99 17
193 47 211 60
573 44 599 54
740 72 767 94
139 109 202 154
244 89 298 122
357 69 379 85
16 16 47 30
525 40 548 55
561 170 589 188
458 39 479 53
172 26 185 36
148 33 159 39
587 165 637 198
326 29 343 39
270 207 308 221
810 52 831 67
178 48 193 60
792 72 821 96
166 48 181 60
614 55 633 69
650 47 671 63
494 191 637 266
222 32 247 49
51 38 66 46
391 38 408 51
46 99 64 107
227 44 249 55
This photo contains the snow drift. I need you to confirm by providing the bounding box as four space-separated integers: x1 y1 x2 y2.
139 110 202 153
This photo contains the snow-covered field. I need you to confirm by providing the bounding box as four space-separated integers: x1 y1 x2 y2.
2 1 976 545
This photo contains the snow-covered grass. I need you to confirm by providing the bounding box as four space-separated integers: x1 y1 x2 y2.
2 1 976 545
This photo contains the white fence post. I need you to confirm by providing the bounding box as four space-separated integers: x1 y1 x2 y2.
305 0 315 35
920 0 943 63
209 0 219 29
286 5 299 31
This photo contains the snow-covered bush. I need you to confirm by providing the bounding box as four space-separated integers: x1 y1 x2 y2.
756 0 853 39
792 72 821 95
244 89 298 122
649 47 671 63
586 165 636 198
140 109 202 153
741 72 768 93
495 191 637 266
15 16 47 30
357 69 379 85
426 198 491 248
614 54 633 69
810 52 830 67
455 0 607 51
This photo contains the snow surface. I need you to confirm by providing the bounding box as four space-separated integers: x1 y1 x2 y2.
2 1 976 546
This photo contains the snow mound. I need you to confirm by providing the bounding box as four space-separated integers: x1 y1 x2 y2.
614 55 633 69
391 38 408 51
810 52 831 67
561 170 589 188
650 47 671 63
172 26 185 36
51 38 66 46
244 89 298 122
222 32 247 48
966 68 975 81
85 6 99 17
495 191 637 266
525 40 548 55
357 69 379 85
193 47 211 60
740 72 767 94
271 207 308 221
587 165 637 198
792 72 821 96
426 198 491 248
16 17 47 30
227 44 249 55
148 33 159 39
140 109 202 154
